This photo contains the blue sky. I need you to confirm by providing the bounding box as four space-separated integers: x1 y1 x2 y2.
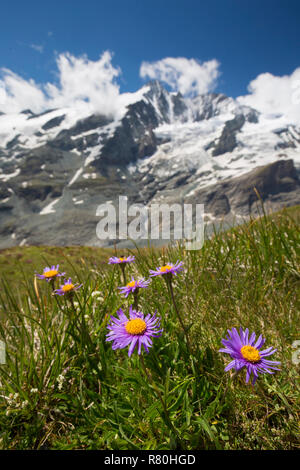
0 0 299 116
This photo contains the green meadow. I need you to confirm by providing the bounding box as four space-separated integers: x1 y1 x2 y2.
0 206 299 450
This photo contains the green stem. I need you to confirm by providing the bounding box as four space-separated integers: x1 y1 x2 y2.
70 294 95 354
140 355 185 449
133 289 139 311
120 264 127 285
69 294 76 313
167 278 191 354
49 278 56 292
222 369 241 401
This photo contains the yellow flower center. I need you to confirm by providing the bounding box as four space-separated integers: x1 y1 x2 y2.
240 345 261 363
127 280 136 288
119 257 125 262
160 265 172 272
62 283 75 293
125 318 147 335
44 269 58 278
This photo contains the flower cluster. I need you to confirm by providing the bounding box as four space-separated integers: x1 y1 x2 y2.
36 265 82 298
34 255 281 385
106 257 185 356
108 258 280 383
115 258 184 298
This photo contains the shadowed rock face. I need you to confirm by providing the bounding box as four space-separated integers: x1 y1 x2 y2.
235 159 299 198
212 114 246 156
42 115 66 131
0 80 299 248
95 102 159 171
187 159 300 217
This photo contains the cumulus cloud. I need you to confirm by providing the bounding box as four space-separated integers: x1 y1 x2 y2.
45 51 122 115
140 57 220 96
0 51 128 117
237 68 300 124
1 52 299 127
0 70 47 113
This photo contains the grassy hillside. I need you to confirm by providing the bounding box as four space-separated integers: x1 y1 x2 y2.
0 205 299 450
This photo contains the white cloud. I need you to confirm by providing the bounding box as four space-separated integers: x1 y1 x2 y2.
30 44 44 54
0 51 136 117
140 57 220 96
45 51 122 116
1 51 300 128
0 70 47 113
237 68 300 124
0 86 6 105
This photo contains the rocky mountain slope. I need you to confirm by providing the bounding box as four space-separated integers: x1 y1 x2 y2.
0 80 299 248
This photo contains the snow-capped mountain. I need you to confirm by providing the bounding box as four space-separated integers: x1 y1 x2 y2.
0 80 299 248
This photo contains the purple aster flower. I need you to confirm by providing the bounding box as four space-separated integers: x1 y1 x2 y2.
54 278 82 296
149 260 184 278
106 306 163 357
118 276 151 298
219 327 281 385
108 256 135 265
35 265 65 282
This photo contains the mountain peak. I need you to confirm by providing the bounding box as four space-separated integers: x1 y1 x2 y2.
0 80 299 249
145 79 166 92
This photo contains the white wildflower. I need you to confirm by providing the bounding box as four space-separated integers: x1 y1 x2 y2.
57 374 65 391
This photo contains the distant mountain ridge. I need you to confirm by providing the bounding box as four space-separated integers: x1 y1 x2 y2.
0 80 299 248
